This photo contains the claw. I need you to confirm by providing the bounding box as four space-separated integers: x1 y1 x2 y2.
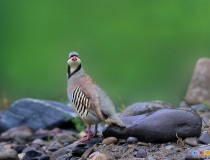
79 124 98 142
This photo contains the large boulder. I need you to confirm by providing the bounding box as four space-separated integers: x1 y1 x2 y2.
0 98 77 133
103 108 202 143
185 58 210 104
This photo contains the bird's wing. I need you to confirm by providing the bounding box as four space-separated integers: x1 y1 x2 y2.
72 86 105 121
72 86 93 118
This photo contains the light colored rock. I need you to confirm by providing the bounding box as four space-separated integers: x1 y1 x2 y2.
102 137 118 145
18 153 25 159
32 139 45 146
184 137 198 147
89 152 107 160
185 58 210 104
0 146 19 160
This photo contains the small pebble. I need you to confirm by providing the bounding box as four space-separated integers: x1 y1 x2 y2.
136 148 147 158
127 137 138 144
102 137 118 145
18 153 25 159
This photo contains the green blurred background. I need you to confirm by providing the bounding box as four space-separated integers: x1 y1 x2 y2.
0 0 210 108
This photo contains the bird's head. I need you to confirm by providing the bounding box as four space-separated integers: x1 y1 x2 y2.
67 51 82 78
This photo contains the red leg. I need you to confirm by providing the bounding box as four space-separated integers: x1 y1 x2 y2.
79 125 92 142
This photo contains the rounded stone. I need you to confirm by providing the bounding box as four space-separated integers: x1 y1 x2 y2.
184 137 198 147
102 137 118 145
136 148 147 158
89 152 107 160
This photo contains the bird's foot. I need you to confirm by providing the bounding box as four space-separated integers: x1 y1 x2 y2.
79 135 91 142
90 131 98 138
79 131 98 142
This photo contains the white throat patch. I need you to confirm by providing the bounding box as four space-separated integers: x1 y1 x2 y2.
67 58 81 73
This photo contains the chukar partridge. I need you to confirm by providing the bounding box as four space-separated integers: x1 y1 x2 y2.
67 51 125 142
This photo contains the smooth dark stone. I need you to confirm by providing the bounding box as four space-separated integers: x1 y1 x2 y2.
0 98 77 133
103 109 202 143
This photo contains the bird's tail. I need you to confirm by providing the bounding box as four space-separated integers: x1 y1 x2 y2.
105 116 126 128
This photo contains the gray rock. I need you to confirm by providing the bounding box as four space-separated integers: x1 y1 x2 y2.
33 128 62 140
185 58 210 104
199 131 210 144
103 109 202 143
0 98 77 133
184 137 198 147
0 126 33 144
0 146 19 160
122 101 173 117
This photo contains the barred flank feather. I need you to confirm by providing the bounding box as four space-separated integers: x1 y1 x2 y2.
72 86 90 118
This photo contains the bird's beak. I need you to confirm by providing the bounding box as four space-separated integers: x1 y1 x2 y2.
71 56 77 61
